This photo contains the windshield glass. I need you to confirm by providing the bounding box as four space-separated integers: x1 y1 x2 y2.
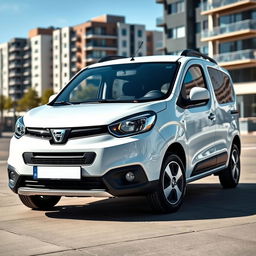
53 62 178 104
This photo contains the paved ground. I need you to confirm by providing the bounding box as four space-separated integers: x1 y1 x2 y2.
0 133 256 256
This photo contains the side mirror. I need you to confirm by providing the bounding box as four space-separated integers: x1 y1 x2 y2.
189 87 210 102
48 94 57 103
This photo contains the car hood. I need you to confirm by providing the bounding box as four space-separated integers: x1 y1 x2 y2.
24 101 167 128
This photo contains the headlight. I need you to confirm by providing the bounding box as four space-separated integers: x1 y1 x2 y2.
109 111 156 137
14 117 26 139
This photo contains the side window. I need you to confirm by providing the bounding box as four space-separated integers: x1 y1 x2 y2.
208 67 234 104
179 65 208 107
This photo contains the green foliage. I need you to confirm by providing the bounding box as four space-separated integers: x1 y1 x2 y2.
41 88 54 105
0 95 13 110
17 88 40 112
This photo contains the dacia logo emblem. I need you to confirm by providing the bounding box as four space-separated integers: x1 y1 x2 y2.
50 129 68 144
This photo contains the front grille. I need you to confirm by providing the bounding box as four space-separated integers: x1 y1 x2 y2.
20 175 107 190
26 126 108 140
23 152 96 166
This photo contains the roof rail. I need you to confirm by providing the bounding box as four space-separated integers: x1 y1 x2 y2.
98 56 126 63
180 49 217 65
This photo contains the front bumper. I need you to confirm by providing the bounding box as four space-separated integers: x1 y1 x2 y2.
8 164 158 197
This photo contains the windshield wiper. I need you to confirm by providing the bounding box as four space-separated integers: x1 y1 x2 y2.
54 101 73 105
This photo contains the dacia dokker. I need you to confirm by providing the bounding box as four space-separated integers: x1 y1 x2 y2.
8 50 241 213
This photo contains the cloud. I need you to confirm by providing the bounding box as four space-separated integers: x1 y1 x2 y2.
0 3 25 13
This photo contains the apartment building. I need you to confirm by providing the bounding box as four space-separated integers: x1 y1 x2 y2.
53 27 77 92
157 0 256 130
201 0 256 123
29 28 53 97
146 30 164 55
53 15 147 93
156 0 208 54
0 42 9 98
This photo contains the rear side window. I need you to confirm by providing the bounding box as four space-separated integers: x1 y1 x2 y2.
208 67 234 104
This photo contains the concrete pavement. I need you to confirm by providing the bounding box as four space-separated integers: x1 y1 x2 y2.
0 134 256 256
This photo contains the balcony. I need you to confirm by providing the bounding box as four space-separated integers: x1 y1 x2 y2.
70 44 77 52
156 17 165 27
23 78 31 85
9 55 22 61
85 43 117 51
9 80 21 86
9 45 22 52
23 52 31 59
9 62 22 69
71 65 77 72
201 19 256 42
9 72 21 78
201 0 256 15
23 70 31 76
214 49 256 69
85 33 117 39
23 61 31 68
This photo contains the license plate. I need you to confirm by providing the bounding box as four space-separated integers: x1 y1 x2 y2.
33 166 81 179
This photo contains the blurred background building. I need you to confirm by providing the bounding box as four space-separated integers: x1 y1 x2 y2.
156 0 256 132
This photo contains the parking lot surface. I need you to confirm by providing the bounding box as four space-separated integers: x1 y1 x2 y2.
0 133 256 256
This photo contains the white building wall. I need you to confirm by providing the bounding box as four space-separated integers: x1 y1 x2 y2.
31 35 52 97
0 43 9 97
53 30 62 93
117 23 146 57
117 23 130 57
134 24 146 56
61 27 71 87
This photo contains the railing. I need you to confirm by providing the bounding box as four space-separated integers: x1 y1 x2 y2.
85 32 117 38
214 49 256 63
201 0 256 12
156 17 165 27
202 19 256 38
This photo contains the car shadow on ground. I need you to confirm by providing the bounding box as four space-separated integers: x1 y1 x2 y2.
45 183 256 222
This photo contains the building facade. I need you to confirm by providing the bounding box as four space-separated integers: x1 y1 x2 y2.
146 30 164 55
156 0 208 54
157 0 256 130
0 14 162 100
201 0 256 121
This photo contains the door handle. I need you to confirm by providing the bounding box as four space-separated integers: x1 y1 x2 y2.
230 110 239 115
208 112 215 121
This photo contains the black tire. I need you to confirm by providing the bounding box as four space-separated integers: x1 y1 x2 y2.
18 195 61 210
147 154 186 213
219 144 240 188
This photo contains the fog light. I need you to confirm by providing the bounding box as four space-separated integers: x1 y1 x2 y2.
9 171 16 185
125 172 135 182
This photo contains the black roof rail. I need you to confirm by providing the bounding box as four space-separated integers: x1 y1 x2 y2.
180 49 217 65
98 56 126 63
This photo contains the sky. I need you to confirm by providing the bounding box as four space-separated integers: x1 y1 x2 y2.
0 0 163 43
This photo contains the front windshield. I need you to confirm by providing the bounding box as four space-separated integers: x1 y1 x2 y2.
53 62 178 104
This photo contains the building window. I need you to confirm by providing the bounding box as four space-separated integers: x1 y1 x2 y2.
63 33 66 38
167 0 185 14
200 46 208 54
63 43 67 48
122 40 127 47
202 20 208 30
167 26 185 39
137 30 143 37
195 22 201 33
55 65 58 69
122 52 127 57
54 35 58 40
63 63 67 67
64 54 67 58
34 49 38 53
64 73 67 77
34 40 38 45
122 28 127 36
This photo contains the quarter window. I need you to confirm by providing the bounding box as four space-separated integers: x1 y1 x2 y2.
208 67 234 104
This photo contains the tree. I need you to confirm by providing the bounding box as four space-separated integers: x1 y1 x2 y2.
40 88 54 105
17 88 40 112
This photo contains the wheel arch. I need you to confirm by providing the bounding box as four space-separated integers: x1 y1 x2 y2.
164 142 186 171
